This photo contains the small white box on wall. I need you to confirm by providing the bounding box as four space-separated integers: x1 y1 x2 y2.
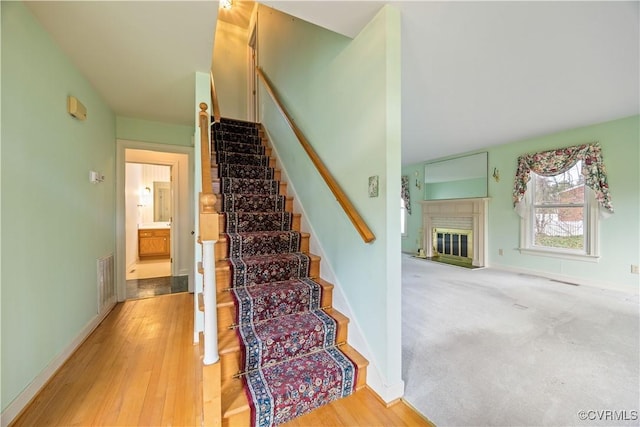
68 96 87 121
89 171 104 184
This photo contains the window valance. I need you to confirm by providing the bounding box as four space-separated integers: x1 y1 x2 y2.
512 143 613 217
401 175 411 215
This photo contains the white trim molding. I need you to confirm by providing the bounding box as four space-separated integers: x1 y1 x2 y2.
420 198 489 267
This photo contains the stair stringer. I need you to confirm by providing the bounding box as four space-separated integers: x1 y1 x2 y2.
261 126 405 404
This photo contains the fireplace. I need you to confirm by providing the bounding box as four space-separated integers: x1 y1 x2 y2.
420 198 488 267
433 228 473 260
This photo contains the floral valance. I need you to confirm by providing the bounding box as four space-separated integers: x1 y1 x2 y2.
512 143 613 216
401 175 411 215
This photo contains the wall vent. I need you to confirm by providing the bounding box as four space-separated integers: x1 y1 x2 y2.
97 254 116 314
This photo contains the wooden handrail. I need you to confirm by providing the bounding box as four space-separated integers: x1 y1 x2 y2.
210 72 221 123
198 102 218 241
256 67 375 243
199 103 213 195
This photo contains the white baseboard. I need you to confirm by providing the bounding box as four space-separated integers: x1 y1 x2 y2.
264 128 404 404
490 263 639 295
366 375 406 403
1 303 116 427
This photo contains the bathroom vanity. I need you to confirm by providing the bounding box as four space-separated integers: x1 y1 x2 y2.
138 223 170 259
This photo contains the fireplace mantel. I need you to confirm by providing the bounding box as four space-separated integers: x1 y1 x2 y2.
420 198 489 267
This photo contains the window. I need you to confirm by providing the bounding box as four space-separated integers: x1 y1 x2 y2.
520 161 599 260
401 198 408 236
513 143 613 261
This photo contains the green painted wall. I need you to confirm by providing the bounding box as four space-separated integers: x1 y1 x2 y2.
424 177 487 200
212 20 248 121
403 115 640 290
116 116 193 147
1 1 116 411
257 5 403 390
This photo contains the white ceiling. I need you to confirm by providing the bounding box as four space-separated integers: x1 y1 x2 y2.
265 1 640 164
25 1 218 126
25 1 638 164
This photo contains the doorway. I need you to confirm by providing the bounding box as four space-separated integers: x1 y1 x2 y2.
116 141 194 302
124 162 175 299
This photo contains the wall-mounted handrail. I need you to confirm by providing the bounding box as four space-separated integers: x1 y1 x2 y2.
256 67 375 244
210 72 221 123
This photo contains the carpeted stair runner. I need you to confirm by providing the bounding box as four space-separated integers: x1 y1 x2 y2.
214 118 357 426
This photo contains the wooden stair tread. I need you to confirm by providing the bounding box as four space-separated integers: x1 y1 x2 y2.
324 307 349 325
217 212 302 232
206 121 369 423
217 290 234 308
215 232 311 261
221 376 249 417
221 343 369 418
218 307 350 356
216 253 320 270
216 278 333 307
219 327 240 355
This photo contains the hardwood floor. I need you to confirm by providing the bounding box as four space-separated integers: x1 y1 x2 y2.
12 293 432 427
12 294 202 427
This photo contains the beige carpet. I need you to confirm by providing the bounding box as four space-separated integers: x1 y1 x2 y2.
402 254 639 426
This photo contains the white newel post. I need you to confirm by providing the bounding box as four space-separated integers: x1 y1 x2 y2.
202 239 219 365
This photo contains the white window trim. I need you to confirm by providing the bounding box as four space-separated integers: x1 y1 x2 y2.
519 182 600 262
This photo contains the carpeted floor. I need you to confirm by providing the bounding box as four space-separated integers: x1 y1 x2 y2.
402 254 639 426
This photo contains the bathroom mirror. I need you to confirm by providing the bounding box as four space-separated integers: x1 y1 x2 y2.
424 152 488 200
153 181 171 222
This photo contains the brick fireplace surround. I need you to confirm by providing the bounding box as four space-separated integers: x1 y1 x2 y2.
420 198 489 267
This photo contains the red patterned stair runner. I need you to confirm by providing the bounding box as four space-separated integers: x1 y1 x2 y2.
214 118 356 426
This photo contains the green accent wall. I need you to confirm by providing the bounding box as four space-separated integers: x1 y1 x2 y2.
116 116 193 147
403 115 640 290
1 1 116 412
257 5 403 390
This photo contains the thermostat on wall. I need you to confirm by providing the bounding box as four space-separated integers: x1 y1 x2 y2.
68 96 87 121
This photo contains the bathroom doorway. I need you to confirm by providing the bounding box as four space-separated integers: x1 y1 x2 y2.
125 162 172 281
116 141 194 302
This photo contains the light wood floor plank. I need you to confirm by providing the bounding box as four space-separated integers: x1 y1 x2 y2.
11 293 430 427
11 294 201 427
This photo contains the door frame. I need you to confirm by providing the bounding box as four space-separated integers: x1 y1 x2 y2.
247 7 259 121
124 161 173 274
116 139 194 302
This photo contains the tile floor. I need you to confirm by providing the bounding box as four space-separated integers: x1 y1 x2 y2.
125 275 188 300
125 259 187 300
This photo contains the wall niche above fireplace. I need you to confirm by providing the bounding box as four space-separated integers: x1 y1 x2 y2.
424 152 488 200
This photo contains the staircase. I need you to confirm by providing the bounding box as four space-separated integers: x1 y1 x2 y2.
208 117 368 426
